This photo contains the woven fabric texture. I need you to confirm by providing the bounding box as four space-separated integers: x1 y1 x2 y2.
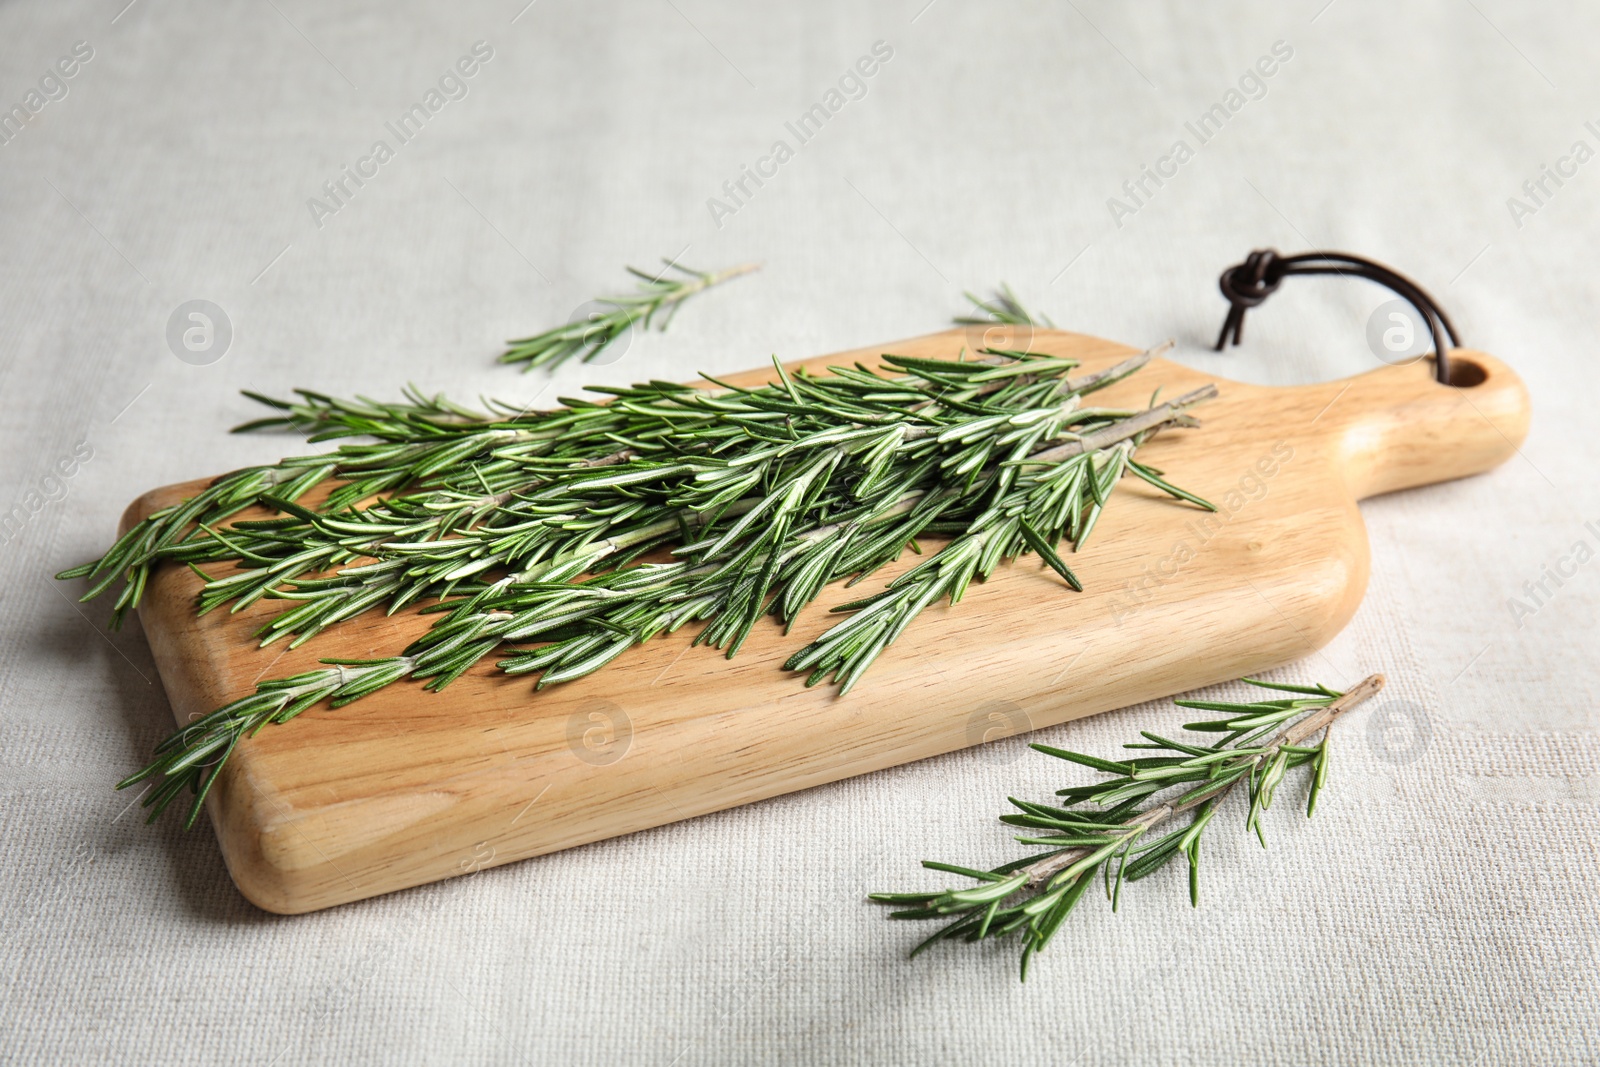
1 1 1595 1063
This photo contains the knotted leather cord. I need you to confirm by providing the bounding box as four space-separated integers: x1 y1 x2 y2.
1213 249 1461 384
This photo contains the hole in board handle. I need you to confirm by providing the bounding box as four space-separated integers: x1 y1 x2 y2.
1441 355 1487 388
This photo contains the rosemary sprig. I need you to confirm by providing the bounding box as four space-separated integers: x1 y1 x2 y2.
499 260 759 372
872 673 1385 979
954 284 1053 330
55 390 652 628
69 347 1219 828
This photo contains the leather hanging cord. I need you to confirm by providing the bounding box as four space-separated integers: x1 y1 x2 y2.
1213 249 1461 384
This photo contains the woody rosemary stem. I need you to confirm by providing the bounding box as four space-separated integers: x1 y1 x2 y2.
1025 384 1217 464
667 262 761 299
1021 673 1385 888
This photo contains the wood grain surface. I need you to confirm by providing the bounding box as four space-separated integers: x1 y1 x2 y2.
119 329 1530 913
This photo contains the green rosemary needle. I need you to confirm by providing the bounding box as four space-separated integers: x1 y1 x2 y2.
871 673 1386 980
499 260 760 371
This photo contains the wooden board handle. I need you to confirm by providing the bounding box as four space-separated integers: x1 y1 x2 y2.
1294 349 1530 500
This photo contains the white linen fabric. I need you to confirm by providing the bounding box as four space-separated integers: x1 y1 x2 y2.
1 1 1595 1063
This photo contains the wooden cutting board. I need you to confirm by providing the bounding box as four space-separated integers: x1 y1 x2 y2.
121 328 1529 913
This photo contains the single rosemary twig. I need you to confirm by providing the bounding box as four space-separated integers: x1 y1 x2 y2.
499 260 760 372
954 284 1053 330
871 673 1385 980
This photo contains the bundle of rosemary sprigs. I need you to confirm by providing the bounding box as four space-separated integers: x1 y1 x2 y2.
61 326 1217 827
